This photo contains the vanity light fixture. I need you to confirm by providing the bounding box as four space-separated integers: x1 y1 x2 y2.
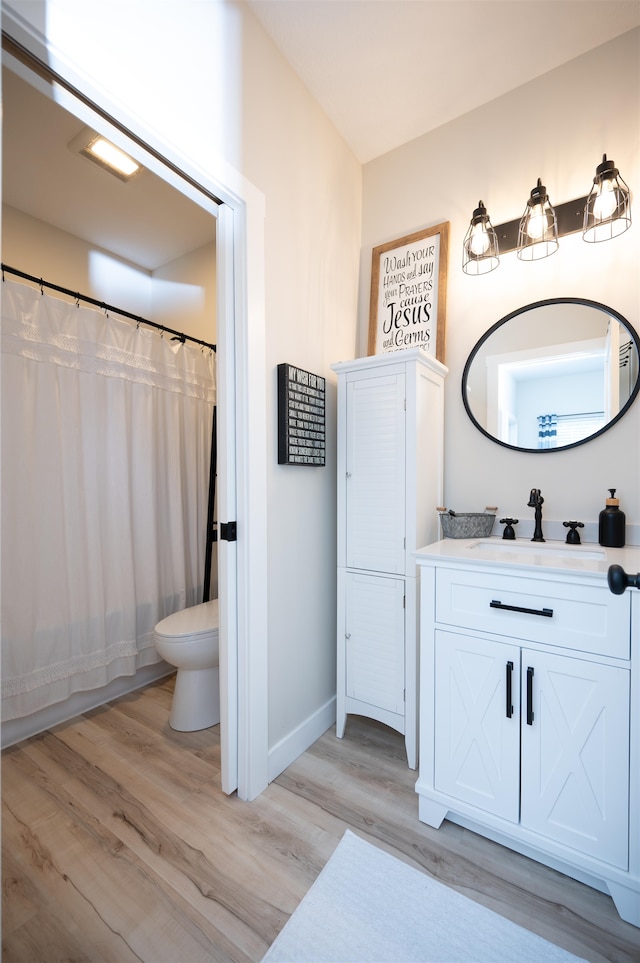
462 200 500 275
516 178 559 260
583 154 631 242
462 154 632 275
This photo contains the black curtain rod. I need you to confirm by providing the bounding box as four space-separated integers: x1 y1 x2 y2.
1 264 216 352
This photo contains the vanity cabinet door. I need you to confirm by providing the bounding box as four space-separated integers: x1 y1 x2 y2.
434 630 521 822
520 649 630 869
345 572 406 716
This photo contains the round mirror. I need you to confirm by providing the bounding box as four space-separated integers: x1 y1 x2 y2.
462 298 640 452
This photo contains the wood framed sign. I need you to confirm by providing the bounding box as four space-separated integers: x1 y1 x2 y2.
277 363 326 465
368 221 449 362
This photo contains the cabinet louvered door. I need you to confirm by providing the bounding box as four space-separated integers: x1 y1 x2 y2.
345 572 405 717
434 630 520 822
520 649 630 868
345 372 406 575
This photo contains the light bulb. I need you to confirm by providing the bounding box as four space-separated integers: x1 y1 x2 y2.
592 179 618 221
468 222 491 256
526 204 548 240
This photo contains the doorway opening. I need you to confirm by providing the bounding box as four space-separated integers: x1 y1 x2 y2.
1 37 244 793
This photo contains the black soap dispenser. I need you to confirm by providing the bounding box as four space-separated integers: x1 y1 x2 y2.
599 489 626 548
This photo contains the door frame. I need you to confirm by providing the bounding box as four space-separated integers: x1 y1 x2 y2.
1 11 269 800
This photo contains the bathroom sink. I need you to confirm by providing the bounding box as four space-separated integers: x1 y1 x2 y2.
468 539 606 561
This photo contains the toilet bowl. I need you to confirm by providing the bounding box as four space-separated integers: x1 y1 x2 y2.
154 599 220 732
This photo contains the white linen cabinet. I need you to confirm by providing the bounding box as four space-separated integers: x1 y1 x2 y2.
331 350 447 768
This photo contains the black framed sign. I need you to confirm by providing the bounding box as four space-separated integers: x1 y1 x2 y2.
277 363 326 466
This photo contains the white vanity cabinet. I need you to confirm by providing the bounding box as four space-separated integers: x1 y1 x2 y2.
332 350 446 768
416 539 640 927
434 631 629 865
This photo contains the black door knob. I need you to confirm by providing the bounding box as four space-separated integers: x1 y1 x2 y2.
607 564 640 595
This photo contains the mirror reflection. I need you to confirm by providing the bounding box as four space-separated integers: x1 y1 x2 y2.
462 299 640 452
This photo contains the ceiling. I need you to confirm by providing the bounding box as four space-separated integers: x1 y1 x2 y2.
1 66 217 272
246 0 640 163
2 1 639 268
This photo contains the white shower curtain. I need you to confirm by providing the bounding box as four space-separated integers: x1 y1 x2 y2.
1 279 216 720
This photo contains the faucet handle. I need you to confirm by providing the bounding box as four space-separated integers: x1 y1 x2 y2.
499 517 519 540
563 520 584 545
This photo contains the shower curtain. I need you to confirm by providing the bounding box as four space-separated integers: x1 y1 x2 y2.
1 279 216 721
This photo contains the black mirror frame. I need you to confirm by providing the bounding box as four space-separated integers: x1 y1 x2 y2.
462 297 640 453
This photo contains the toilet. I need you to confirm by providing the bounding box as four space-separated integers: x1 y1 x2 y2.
154 599 220 732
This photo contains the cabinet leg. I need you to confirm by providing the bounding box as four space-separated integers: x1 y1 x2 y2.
418 794 448 829
405 734 417 770
607 880 640 928
336 712 346 739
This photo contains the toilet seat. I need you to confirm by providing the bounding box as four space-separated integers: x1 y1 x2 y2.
155 599 219 641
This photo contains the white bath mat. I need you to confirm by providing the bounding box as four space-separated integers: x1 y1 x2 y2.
262 829 587 962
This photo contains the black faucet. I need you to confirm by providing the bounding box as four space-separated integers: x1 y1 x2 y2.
527 488 545 542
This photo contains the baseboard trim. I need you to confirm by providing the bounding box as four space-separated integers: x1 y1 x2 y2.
1 662 174 749
268 695 336 783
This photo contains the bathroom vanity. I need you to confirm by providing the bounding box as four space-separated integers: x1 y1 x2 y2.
415 537 640 927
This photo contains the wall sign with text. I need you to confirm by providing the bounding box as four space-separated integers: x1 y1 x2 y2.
277 363 326 466
368 221 449 363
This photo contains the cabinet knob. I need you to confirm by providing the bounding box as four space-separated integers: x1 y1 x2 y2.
345 632 351 639
346 471 352 478
607 564 640 594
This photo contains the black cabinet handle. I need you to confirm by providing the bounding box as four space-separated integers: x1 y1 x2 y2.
526 666 535 725
506 661 514 718
490 599 553 618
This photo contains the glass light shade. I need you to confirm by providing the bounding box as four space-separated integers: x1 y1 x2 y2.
583 155 631 242
517 179 558 260
462 201 499 275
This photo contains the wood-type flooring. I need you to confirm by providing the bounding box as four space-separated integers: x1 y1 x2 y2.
3 676 640 962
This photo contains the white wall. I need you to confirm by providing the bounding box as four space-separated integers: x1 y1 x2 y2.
2 205 153 316
360 29 640 541
2 0 362 772
152 242 216 345
2 206 216 344
235 1 361 758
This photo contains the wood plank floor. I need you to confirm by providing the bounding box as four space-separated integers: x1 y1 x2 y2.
3 676 640 963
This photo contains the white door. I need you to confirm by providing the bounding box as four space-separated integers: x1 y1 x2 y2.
520 649 630 868
434 630 521 822
345 371 406 575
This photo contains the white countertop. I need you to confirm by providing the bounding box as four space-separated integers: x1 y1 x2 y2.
415 536 640 580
